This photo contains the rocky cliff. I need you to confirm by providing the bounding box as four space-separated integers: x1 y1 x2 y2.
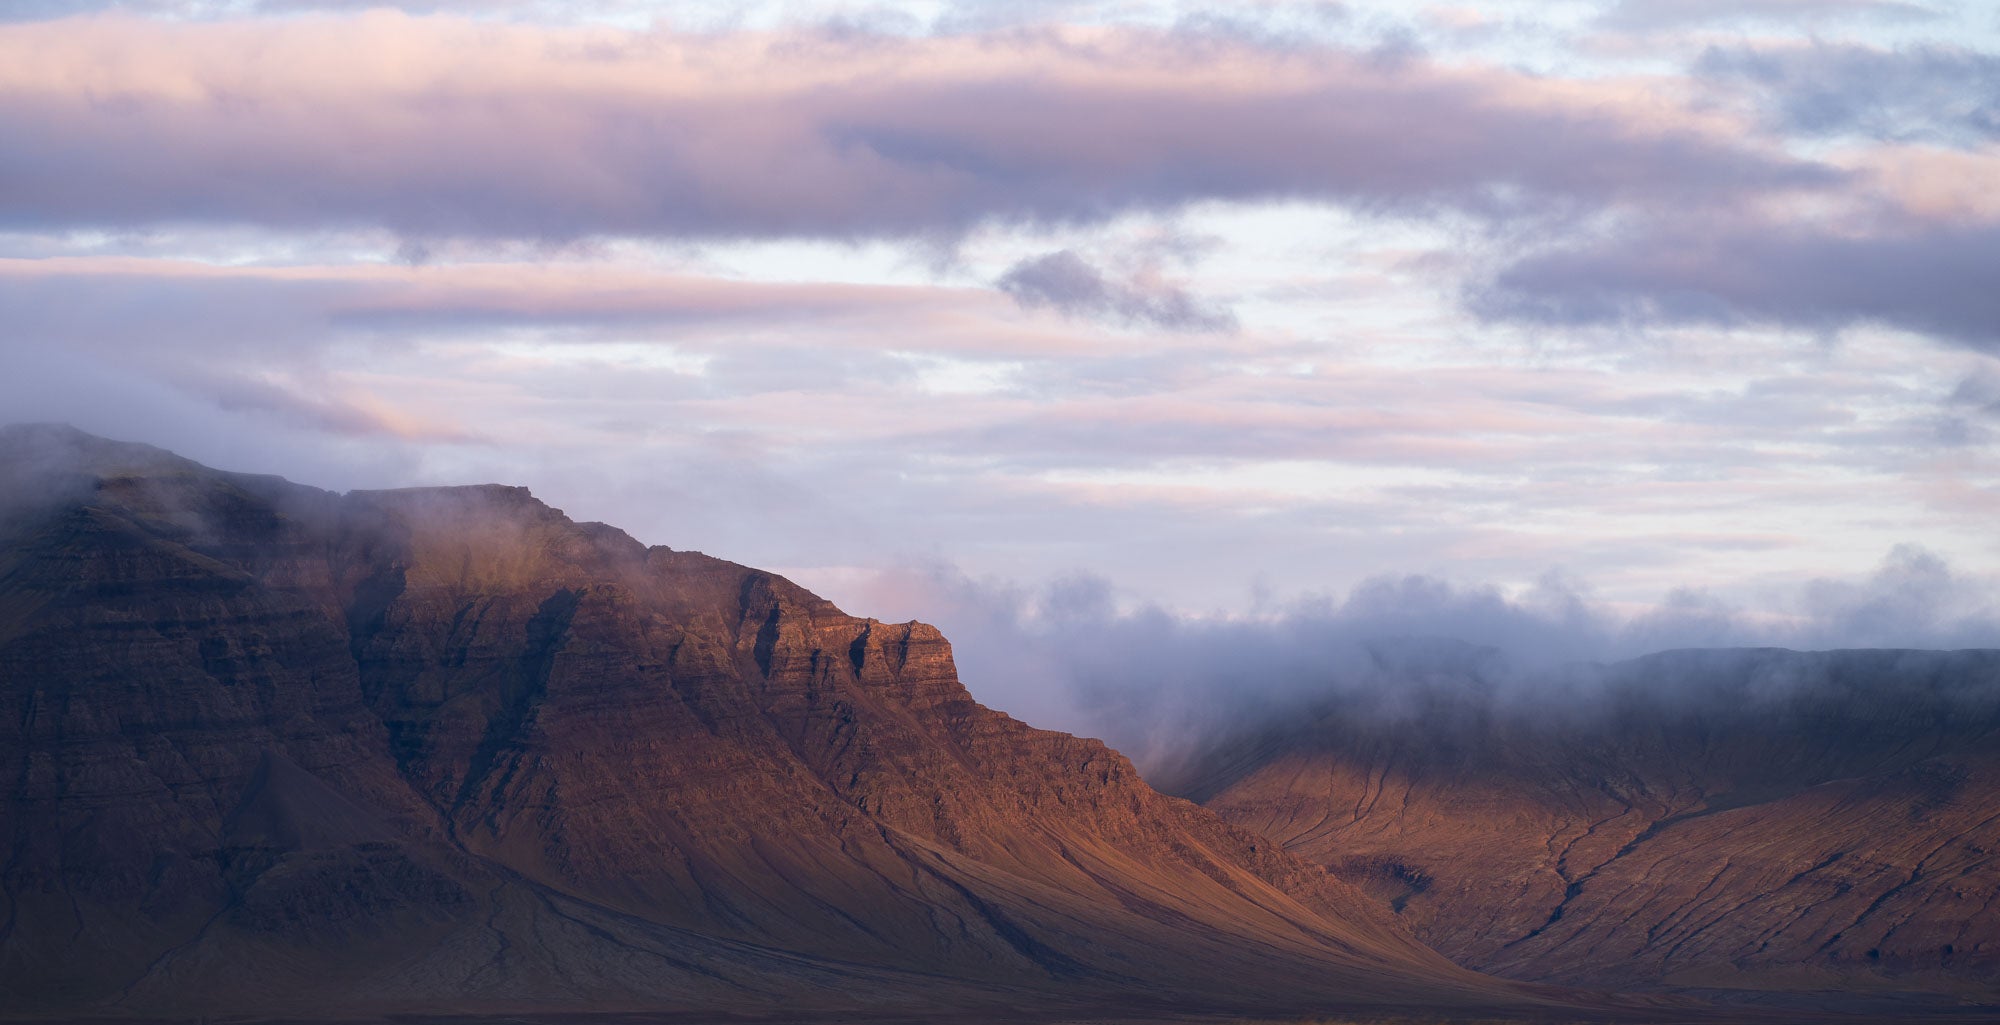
0 425 1515 1020
1173 644 2000 1008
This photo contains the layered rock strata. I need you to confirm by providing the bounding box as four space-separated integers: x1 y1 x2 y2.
0 426 1512 1020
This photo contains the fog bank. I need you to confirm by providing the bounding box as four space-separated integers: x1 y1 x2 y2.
817 547 2000 769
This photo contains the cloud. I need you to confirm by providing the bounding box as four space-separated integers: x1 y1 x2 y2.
0 0 639 20
1449 40 2000 352
1698 42 2000 146
1470 218 2000 352
1798 543 2000 648
0 255 1041 356
1950 363 2000 416
0 254 1031 476
1600 0 1938 32
14 242 1980 597
6 243 1985 625
0 15 1828 242
996 249 1235 332
192 370 481 441
826 546 2000 770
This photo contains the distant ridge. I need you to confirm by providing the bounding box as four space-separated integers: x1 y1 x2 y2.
1177 645 2000 1008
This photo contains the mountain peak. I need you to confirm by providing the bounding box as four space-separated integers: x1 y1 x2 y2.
0 438 1512 1020
1 421 197 483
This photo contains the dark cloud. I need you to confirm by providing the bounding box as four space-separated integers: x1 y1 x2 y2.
0 19 1831 242
1470 219 2000 352
996 249 1236 332
1699 43 2000 145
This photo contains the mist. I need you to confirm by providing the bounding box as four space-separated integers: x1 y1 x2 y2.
822 548 2000 772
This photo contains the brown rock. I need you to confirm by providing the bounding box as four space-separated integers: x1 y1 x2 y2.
1175 644 2000 1007
0 426 1522 1020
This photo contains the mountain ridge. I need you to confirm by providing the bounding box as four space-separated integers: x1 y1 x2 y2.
0 426 1532 1021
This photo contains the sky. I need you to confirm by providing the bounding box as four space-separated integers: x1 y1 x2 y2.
5 0 2000 731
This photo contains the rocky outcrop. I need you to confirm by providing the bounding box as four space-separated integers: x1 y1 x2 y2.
0 426 1514 1020
1174 645 2000 1006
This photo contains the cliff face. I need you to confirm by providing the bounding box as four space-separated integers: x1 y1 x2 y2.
1175 646 2000 1004
0 426 1502 1019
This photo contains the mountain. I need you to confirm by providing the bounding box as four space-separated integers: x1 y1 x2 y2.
0 425 1522 1021
1169 644 2000 1009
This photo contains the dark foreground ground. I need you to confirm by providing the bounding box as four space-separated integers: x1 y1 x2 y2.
9 1001 2000 1025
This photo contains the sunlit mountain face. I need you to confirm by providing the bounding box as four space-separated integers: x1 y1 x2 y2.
0 428 1525 1021
3 0 1998 1021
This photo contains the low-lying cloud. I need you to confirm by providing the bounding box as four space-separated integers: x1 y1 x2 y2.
827 544 2000 770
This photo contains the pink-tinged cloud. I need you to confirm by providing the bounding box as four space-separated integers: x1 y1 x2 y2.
0 255 1115 357
193 369 482 442
10 249 1944 475
0 14 1831 240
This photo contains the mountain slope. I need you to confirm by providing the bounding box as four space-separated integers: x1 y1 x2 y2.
1172 645 2000 1004
0 425 1514 1020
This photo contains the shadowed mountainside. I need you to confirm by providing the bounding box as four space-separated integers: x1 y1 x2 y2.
1169 644 2000 1007
0 425 1530 1021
